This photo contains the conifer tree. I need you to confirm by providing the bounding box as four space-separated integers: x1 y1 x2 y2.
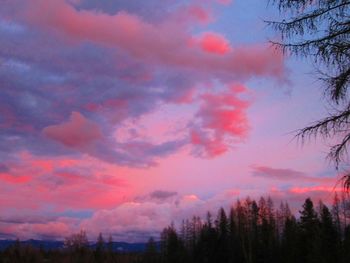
228 207 243 263
299 198 322 263
143 237 159 263
216 207 230 263
332 192 342 236
319 203 339 263
95 233 105 263
281 215 299 263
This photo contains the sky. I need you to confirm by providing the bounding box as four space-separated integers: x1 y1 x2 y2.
0 0 343 242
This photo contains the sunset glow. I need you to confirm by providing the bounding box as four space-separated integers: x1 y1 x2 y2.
0 0 341 242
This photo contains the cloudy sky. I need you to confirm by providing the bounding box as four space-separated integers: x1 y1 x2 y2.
0 0 342 241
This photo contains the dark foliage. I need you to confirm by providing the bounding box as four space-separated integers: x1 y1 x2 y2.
266 0 350 189
158 195 350 263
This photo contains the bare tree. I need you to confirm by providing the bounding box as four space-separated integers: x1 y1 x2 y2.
266 0 350 189
64 230 89 251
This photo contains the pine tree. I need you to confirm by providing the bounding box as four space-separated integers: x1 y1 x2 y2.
216 207 230 263
106 234 115 263
160 225 186 263
95 232 105 262
195 214 215 263
236 199 251 263
332 192 342 236
258 198 277 263
319 203 340 263
228 206 243 263
341 192 350 227
298 198 322 263
143 237 159 263
281 216 299 263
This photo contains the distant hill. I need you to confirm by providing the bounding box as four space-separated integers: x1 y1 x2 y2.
0 239 156 252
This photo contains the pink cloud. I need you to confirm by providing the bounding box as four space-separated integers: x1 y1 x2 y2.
191 84 250 157
81 201 174 238
0 173 31 184
22 0 186 59
0 153 132 212
0 220 73 240
56 171 84 183
99 174 128 187
191 130 228 156
43 109 185 167
194 32 231 55
77 189 243 241
26 221 71 239
19 0 285 81
30 159 54 173
43 112 102 148
289 186 341 194
0 0 302 242
199 94 249 136
267 185 341 214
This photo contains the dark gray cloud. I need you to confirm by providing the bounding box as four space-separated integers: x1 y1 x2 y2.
251 165 334 183
74 0 180 20
149 190 178 200
0 164 9 173
252 166 307 180
0 215 57 224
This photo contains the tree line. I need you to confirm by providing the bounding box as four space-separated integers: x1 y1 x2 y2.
157 194 350 263
1 194 350 263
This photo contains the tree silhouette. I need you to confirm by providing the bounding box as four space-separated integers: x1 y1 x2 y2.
143 237 159 263
267 0 350 189
332 192 342 235
298 198 322 263
160 224 186 263
319 203 340 263
156 196 350 263
343 225 350 262
216 207 230 263
281 215 299 263
64 230 89 251
95 233 105 262
64 230 91 263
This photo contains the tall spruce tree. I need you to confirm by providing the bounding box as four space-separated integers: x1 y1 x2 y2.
216 207 230 263
95 233 105 262
281 216 299 263
332 192 342 236
299 198 322 263
228 206 243 263
160 224 186 263
319 203 340 263
143 237 159 263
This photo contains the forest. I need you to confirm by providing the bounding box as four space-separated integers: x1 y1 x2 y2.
1 194 350 263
